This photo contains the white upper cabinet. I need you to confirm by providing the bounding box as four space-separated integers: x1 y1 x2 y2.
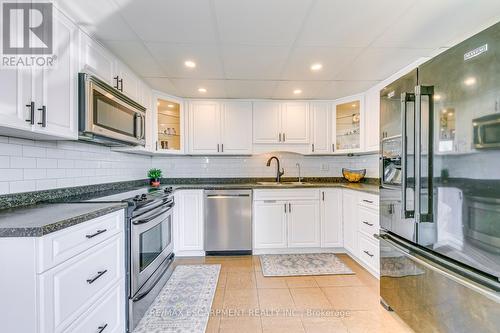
309 102 332 154
253 101 281 144
253 101 309 145
154 93 184 154
364 86 381 152
188 101 220 154
78 31 115 86
332 95 365 154
0 69 32 132
188 101 252 155
220 101 253 154
281 103 310 144
116 62 141 102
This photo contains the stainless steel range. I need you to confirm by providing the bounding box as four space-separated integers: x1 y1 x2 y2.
81 186 175 332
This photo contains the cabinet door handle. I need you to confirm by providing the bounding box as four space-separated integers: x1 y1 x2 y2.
113 76 119 90
284 203 287 213
221 143 224 152
118 78 123 92
97 323 108 333
25 102 35 125
279 133 282 142
217 144 220 152
86 229 107 239
37 105 47 127
288 203 291 213
283 133 286 142
362 221 374 227
87 270 108 284
312 143 315 152
363 250 374 258
332 144 335 152
322 192 325 201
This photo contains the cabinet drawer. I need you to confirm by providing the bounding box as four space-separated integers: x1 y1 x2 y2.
358 233 379 274
63 281 124 333
253 189 319 201
37 209 124 273
358 207 379 238
39 234 123 333
358 192 379 210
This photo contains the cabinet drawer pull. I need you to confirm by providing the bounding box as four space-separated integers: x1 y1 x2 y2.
25 101 35 124
363 199 374 204
363 250 374 258
86 270 108 284
86 229 107 239
362 221 374 227
97 323 108 333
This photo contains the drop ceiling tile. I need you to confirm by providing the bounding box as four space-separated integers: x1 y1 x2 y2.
169 79 226 98
114 0 217 43
224 80 278 99
297 0 415 47
281 46 363 80
214 0 313 45
146 42 224 79
142 77 179 96
58 0 137 41
221 45 291 80
373 0 500 48
104 41 166 77
272 81 330 99
336 47 434 81
316 81 379 99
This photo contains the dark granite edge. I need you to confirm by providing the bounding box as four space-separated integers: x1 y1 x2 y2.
161 177 381 185
0 203 127 237
0 179 149 210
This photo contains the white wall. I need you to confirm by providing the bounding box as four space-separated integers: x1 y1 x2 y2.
152 152 379 179
0 136 152 194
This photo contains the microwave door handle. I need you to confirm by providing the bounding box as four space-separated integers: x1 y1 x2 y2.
415 85 435 223
401 92 415 219
134 113 142 140
141 114 146 140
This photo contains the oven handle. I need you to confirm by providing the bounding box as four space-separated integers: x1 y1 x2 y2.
132 254 174 302
132 203 174 225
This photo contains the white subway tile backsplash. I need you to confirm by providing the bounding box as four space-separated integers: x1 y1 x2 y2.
0 143 22 156
9 180 35 193
36 158 58 169
0 156 10 168
23 169 47 180
0 169 23 181
10 157 37 169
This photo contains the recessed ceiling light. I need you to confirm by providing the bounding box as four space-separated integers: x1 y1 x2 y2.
464 77 476 86
351 104 357 107
167 104 175 108
293 89 302 95
198 87 207 93
184 60 196 68
434 94 441 101
310 63 323 71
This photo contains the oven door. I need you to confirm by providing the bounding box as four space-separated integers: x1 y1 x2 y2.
131 202 174 296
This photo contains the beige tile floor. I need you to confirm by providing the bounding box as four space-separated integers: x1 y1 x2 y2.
173 254 414 333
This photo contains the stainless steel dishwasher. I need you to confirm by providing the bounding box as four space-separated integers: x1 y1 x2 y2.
205 189 252 255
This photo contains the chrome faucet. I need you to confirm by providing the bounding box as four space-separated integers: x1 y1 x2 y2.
296 163 302 183
266 156 284 183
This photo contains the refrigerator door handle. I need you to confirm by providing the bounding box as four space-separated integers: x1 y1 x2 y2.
401 92 415 219
415 85 434 223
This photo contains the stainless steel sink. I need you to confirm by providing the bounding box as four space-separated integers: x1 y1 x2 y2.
256 181 310 186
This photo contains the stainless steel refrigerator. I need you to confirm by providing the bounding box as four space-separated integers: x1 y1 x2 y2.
379 22 500 332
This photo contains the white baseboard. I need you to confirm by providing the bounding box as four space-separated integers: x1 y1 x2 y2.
252 247 345 255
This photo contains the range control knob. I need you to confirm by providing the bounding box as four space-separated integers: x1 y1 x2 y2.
141 193 147 199
133 195 141 201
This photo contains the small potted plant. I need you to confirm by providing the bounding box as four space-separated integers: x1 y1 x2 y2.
148 168 162 187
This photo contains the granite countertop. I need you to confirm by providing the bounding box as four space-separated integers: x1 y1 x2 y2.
0 178 379 238
0 202 127 237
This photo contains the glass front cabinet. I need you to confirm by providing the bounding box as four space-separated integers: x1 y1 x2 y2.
332 95 364 153
154 93 184 154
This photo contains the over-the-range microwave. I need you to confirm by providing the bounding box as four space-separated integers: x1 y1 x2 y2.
78 73 146 146
473 113 500 149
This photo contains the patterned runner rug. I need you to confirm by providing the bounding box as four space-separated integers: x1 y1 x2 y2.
134 264 220 333
260 253 354 276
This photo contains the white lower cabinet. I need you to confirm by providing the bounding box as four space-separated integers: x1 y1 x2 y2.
174 189 204 255
342 190 359 255
320 189 343 248
253 200 288 249
287 200 320 248
0 210 126 333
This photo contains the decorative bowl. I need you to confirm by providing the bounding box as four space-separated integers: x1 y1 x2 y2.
342 168 366 183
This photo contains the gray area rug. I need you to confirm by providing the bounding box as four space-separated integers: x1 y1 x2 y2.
134 264 220 333
380 256 425 278
260 253 354 276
